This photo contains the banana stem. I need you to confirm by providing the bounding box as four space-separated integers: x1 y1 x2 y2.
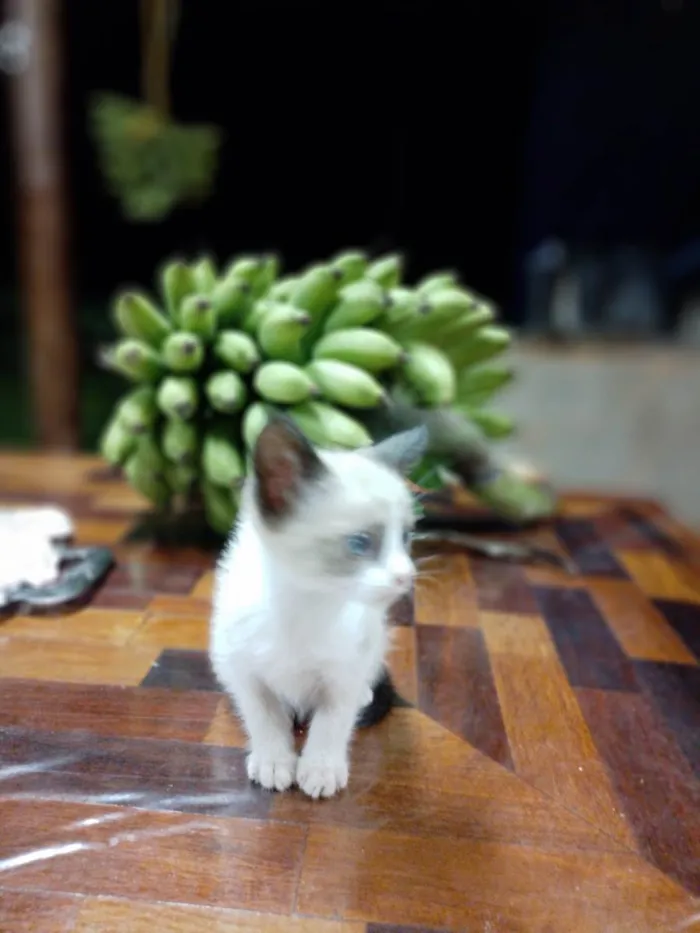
362 397 557 526
140 0 179 117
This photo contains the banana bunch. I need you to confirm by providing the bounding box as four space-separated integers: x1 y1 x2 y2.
100 247 522 534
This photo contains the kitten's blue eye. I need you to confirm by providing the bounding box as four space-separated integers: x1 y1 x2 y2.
403 529 413 548
346 532 373 557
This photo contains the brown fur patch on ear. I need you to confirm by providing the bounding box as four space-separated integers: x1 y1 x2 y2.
253 415 325 521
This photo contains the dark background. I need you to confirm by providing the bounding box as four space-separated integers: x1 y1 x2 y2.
1 1 699 444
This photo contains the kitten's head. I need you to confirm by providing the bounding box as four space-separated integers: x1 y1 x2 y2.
249 415 427 605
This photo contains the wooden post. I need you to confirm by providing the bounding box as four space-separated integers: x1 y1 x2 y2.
7 0 79 450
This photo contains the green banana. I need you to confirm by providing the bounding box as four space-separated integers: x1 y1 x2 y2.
290 264 341 319
380 287 430 334
223 255 264 284
161 331 205 373
214 330 260 374
451 324 511 368
165 462 198 494
323 280 386 332
312 328 405 373
117 386 157 435
159 259 196 322
112 339 164 382
416 271 459 295
432 302 495 348
113 292 171 348
124 436 169 507
210 277 252 326
268 277 298 301
99 416 136 465
467 409 515 439
202 431 245 489
254 361 318 404
202 480 238 535
205 370 248 413
366 253 403 289
457 364 514 404
306 360 386 409
402 342 456 406
289 401 372 449
242 402 270 450
330 249 368 284
242 297 274 335
180 295 216 340
422 287 475 327
258 305 311 362
253 253 280 297
156 376 198 420
162 418 198 465
192 255 217 293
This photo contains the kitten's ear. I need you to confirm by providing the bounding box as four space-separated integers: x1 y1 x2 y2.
253 414 326 521
369 425 429 476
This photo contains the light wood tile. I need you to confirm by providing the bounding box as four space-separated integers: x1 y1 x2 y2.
0 636 159 686
617 550 700 603
191 570 215 600
3 608 146 647
413 552 478 626
131 612 209 651
481 612 636 848
387 626 417 704
203 697 248 748
589 579 697 663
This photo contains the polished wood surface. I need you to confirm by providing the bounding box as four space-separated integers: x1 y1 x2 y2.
0 453 699 932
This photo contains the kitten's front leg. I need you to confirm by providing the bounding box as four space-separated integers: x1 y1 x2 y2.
297 686 362 799
231 676 297 792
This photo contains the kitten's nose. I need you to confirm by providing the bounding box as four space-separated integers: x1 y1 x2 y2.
392 571 412 591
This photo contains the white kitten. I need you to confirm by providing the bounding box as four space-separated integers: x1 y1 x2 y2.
209 415 427 799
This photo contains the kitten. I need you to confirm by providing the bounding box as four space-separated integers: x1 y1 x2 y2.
209 414 427 799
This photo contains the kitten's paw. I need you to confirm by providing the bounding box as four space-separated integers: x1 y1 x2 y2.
296 754 349 799
247 750 297 792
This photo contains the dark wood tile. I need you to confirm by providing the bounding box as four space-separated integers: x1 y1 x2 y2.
389 593 414 626
1 727 271 819
653 599 700 660
140 649 221 692
73 898 364 931
534 586 639 692
0 680 220 742
106 561 203 595
0 799 306 913
416 626 512 768
468 556 538 614
554 518 630 577
633 661 700 779
0 890 79 933
368 925 448 933
273 709 624 853
576 687 700 895
298 824 694 932
89 585 154 611
618 507 685 558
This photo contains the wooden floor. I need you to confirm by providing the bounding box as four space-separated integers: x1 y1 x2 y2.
0 454 699 932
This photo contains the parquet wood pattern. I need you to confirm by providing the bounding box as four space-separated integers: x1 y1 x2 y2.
0 452 699 932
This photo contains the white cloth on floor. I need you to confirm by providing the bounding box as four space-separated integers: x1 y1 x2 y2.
0 507 73 606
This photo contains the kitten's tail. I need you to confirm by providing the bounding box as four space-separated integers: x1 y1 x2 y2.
356 666 399 728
